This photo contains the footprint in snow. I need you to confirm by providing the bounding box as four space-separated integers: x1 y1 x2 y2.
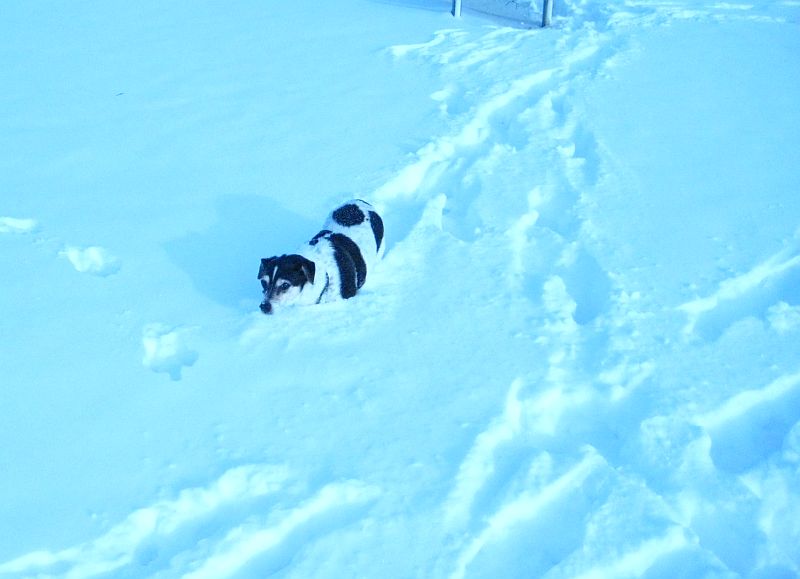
142 324 199 381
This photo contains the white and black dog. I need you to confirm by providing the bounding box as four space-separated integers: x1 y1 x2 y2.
258 200 384 314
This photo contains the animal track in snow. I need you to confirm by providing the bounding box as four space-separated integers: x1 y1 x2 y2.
142 323 199 381
373 67 556 206
554 242 612 326
384 22 614 298
60 245 121 276
378 17 619 256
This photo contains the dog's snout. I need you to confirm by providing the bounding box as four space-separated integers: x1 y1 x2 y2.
260 301 273 315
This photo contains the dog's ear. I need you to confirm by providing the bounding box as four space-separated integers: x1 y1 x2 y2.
298 256 315 284
259 256 277 279
292 255 317 284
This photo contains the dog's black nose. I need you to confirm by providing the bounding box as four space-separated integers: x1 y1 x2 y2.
260 301 272 314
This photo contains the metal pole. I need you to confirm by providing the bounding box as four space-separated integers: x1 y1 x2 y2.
542 0 553 27
453 0 462 18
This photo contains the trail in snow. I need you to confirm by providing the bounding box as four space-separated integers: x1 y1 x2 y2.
2 0 799 577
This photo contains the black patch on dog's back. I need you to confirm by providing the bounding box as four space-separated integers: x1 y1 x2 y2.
369 211 384 252
332 243 357 299
332 204 365 227
329 233 366 298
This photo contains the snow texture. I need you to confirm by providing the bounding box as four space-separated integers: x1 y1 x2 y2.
1 0 799 577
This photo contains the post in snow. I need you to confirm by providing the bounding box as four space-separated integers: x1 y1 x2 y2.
452 0 462 18
542 0 553 27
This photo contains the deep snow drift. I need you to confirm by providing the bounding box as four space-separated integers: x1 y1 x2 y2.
1 0 799 577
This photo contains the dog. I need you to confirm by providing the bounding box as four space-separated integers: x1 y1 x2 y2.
259 200 384 314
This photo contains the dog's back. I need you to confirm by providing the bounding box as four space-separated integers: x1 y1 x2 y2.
308 200 383 301
323 200 384 269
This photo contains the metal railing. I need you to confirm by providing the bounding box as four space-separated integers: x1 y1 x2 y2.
452 0 554 27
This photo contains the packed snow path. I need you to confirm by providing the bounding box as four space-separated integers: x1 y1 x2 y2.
1 1 799 578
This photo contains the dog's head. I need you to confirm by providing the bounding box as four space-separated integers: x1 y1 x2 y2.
258 254 316 314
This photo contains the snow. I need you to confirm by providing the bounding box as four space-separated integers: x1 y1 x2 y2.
1 0 799 577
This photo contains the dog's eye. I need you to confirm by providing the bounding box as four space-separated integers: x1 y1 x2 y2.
279 282 291 292
261 280 268 291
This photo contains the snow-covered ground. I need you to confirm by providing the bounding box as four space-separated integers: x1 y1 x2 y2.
2 0 800 577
